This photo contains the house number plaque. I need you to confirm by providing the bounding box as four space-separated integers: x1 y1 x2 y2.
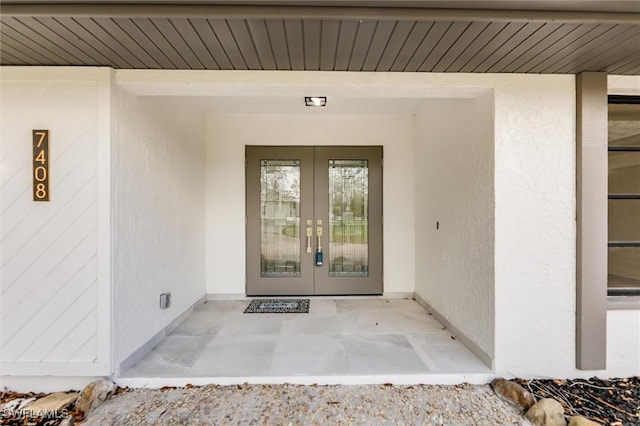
32 130 49 201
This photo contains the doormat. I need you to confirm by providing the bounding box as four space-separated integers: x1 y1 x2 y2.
244 299 310 314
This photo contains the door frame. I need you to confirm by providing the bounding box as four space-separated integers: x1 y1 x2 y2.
245 145 383 296
313 146 383 295
246 146 314 295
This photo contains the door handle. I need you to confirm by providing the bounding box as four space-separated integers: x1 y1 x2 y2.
306 221 313 254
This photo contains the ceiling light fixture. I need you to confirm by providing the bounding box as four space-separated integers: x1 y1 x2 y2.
305 96 327 107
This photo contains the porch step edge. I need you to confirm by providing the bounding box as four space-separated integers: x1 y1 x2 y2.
115 373 496 389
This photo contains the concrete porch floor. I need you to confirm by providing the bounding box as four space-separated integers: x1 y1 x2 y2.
118 298 492 387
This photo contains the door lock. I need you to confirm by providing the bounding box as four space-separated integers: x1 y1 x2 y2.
316 221 323 266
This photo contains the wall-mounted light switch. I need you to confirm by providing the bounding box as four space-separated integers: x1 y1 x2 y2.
160 292 171 309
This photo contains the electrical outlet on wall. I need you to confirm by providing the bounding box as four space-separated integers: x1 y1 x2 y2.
160 293 171 309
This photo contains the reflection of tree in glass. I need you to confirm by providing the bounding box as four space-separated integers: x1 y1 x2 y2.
329 160 368 220
261 161 300 203
329 160 370 277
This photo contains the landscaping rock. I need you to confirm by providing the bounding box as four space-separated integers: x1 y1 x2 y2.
75 379 117 414
513 377 640 425
24 392 78 412
567 416 600 426
491 378 536 411
525 398 567 426
0 397 35 412
59 415 76 426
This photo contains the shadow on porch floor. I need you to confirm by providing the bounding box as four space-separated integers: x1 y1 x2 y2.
119 298 491 385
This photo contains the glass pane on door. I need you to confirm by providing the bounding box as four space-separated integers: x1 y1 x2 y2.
260 160 301 277
328 159 369 277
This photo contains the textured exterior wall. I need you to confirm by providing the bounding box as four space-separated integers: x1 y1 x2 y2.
414 96 495 361
206 113 415 294
111 88 206 366
0 67 111 376
494 74 637 378
121 69 638 378
1 68 637 383
492 75 578 377
606 310 640 377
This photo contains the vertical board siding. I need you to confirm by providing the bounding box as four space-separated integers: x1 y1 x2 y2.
151 18 204 69
0 73 109 375
610 55 640 74
472 23 545 73
0 15 640 74
541 24 629 73
1 16 637 73
247 20 276 70
523 24 612 73
284 20 304 70
171 19 220 70
333 20 359 71
0 20 62 64
94 18 163 68
555 26 640 74
0 29 57 65
132 18 189 68
459 22 526 72
319 20 340 70
265 20 291 70
40 17 114 65
347 20 377 71
226 19 262 69
494 23 573 73
361 20 396 71
406 21 453 72
3 18 85 64
375 21 416 71
390 21 433 71
431 21 489 72
191 19 233 69
303 20 321 70
209 19 248 69
111 18 176 68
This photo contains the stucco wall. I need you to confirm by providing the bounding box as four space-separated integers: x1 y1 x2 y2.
491 75 579 377
111 88 206 366
1 68 638 386
0 67 111 379
118 69 639 378
206 113 415 294
414 96 494 362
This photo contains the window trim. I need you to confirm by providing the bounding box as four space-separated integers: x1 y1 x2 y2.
607 94 640 297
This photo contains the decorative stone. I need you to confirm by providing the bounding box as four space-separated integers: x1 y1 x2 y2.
75 379 117 414
525 398 567 426
24 392 78 412
59 415 76 426
0 397 36 412
568 416 600 426
491 378 536 411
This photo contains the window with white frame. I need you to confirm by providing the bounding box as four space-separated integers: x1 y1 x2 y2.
608 95 640 296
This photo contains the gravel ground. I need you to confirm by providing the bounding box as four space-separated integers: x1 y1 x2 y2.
82 383 529 425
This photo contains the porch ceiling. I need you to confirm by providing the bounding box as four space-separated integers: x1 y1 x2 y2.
1 1 639 74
